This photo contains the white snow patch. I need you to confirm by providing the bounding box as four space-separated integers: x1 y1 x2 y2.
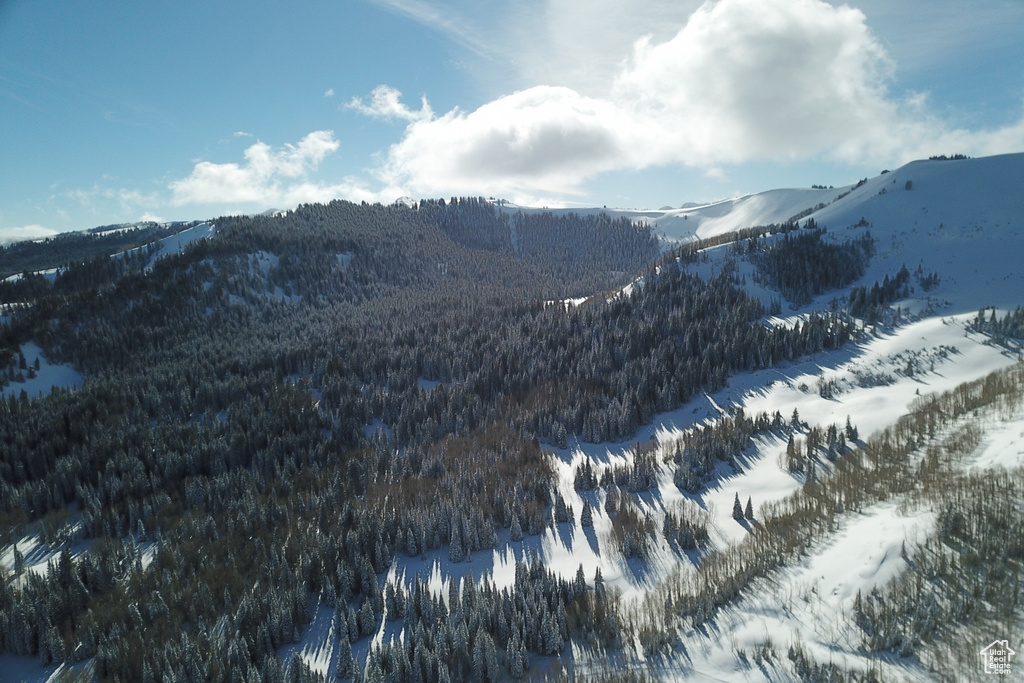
966 411 1024 470
672 504 935 682
0 656 69 683
280 602 338 679
141 222 216 270
740 315 1018 442
417 377 441 392
1 341 82 398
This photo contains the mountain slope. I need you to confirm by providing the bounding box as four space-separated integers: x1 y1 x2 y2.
807 153 1024 312
0 156 1022 683
503 186 847 243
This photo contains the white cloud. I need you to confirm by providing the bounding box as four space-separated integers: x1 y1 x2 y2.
378 86 630 196
347 85 434 123
612 0 911 165
506 0 695 95
365 0 501 60
357 0 1024 202
169 131 348 206
0 224 59 245
63 185 159 217
324 88 335 98
140 212 165 223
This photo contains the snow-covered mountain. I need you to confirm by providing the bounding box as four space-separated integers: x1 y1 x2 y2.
272 155 1024 680
502 153 1024 317
475 154 1024 682
808 153 1024 313
603 153 1024 316
500 186 844 243
2 154 1022 682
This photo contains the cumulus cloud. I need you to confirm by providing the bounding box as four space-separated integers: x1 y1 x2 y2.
378 86 630 196
357 0 1024 200
611 0 897 164
169 131 353 206
347 85 433 123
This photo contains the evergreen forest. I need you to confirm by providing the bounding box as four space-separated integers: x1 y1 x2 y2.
1 198 1016 682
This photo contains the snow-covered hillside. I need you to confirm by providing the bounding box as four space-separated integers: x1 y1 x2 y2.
501 186 847 243
616 153 1024 318
138 221 216 270
536 155 1024 314
807 153 1024 313
2 154 1022 683
253 154 1024 681
278 154 1024 681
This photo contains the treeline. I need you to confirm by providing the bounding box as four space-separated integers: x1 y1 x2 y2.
854 467 1023 658
361 558 621 682
970 305 1024 341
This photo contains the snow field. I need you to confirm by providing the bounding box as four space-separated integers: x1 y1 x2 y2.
537 313 1020 680
143 222 215 270
1 341 83 399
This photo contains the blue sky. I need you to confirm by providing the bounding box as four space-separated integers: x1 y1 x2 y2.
2 0 1023 242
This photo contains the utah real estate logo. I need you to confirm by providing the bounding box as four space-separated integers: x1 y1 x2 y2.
980 639 1015 676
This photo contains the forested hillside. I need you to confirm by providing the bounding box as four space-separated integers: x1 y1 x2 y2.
1 183 1020 683
0 196 864 681
0 223 186 281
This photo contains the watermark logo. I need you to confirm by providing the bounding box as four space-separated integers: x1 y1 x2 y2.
980 640 1015 676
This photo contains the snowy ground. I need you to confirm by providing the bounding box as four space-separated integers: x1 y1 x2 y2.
0 656 77 683
1 341 83 399
660 503 936 682
280 309 1023 679
142 222 215 270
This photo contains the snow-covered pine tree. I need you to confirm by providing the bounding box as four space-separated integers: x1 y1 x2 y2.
449 522 465 563
336 636 354 679
580 499 593 527
510 513 523 541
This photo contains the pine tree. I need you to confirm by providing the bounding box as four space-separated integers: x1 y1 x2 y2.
744 496 754 520
580 499 593 528
509 514 523 542
574 564 587 594
472 627 488 682
13 544 24 574
506 631 524 679
337 636 355 679
405 527 418 557
732 493 744 521
449 522 465 563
